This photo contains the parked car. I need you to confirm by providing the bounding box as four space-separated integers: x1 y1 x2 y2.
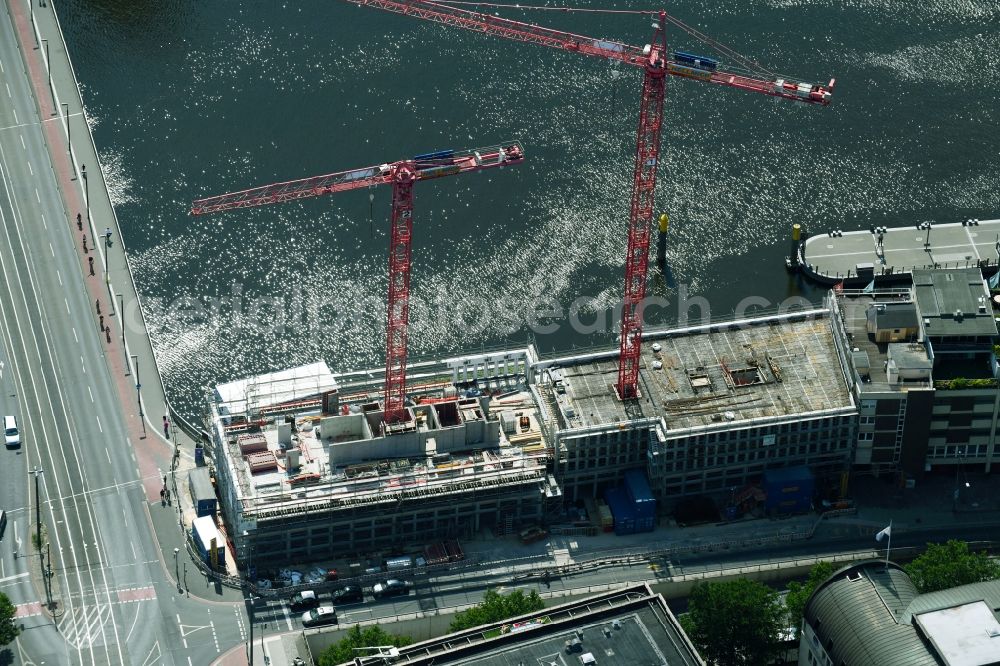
518 526 548 545
289 590 320 612
277 569 304 587
255 578 272 591
371 579 410 599
305 566 338 583
331 585 364 605
301 606 337 628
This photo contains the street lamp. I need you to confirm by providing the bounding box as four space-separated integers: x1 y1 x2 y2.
173 547 180 587
29 467 44 554
81 164 89 224
118 293 128 372
131 354 143 418
41 39 54 114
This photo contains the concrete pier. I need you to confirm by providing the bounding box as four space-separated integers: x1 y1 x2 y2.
800 218 1000 285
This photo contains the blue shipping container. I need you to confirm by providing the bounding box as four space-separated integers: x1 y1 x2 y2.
623 469 657 520
604 487 636 536
763 466 815 514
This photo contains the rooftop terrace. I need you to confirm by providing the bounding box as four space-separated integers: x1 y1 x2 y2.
550 312 854 433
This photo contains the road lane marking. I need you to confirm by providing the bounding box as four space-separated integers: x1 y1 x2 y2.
121 507 127 527
0 128 93 663
0 572 29 584
41 212 45 229
11 108 16 124
72 327 78 342
282 604 293 631
4 83 10 97
49 242 53 257
96 415 103 433
105 447 111 464
34 188 39 203
26 161 32 175
56 269 62 285
19 134 25 149
81 355 86 373
88 385 94 402
64 297 69 313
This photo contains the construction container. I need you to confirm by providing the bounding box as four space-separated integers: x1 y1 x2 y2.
623 469 657 520
603 487 636 536
237 432 268 455
191 515 226 569
188 467 217 518
763 466 815 514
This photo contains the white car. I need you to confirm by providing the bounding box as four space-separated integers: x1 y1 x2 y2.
302 606 337 628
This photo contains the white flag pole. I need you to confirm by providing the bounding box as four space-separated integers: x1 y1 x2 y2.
884 520 892 570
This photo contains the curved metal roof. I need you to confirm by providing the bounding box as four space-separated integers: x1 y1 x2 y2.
803 560 940 666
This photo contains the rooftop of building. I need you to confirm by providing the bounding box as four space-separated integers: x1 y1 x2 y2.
838 292 934 393
804 560 1000 666
210 365 552 518
350 584 704 666
549 310 854 433
912 268 998 338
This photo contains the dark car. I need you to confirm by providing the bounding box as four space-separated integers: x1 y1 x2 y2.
518 526 548 545
372 579 410 599
301 606 337 628
331 585 364 605
289 590 320 612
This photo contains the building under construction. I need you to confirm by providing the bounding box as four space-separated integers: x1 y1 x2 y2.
209 355 558 564
208 295 861 563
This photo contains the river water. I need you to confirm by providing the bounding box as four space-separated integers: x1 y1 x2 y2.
58 0 1000 418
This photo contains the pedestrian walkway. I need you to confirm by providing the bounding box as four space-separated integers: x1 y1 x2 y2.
7 0 202 592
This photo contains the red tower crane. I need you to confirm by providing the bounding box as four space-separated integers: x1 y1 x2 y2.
343 0 834 400
191 142 525 427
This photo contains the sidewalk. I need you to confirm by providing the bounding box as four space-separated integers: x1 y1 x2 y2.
7 0 201 585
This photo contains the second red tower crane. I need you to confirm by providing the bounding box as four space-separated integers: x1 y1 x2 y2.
343 0 834 400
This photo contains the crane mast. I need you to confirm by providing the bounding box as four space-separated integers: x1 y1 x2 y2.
620 17 667 399
343 0 833 400
192 143 525 427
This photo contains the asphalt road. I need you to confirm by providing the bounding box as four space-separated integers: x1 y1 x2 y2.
0 5 251 664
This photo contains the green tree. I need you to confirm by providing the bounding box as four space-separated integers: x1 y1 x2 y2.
317 625 411 666
448 588 545 632
0 591 20 647
785 561 835 634
680 579 784 666
904 540 1000 593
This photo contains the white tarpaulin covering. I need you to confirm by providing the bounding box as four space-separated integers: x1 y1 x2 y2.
215 361 337 416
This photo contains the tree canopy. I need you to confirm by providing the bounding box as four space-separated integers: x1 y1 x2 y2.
0 591 20 647
317 625 411 666
785 561 835 634
680 578 784 666
904 540 1000 594
449 588 545 632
